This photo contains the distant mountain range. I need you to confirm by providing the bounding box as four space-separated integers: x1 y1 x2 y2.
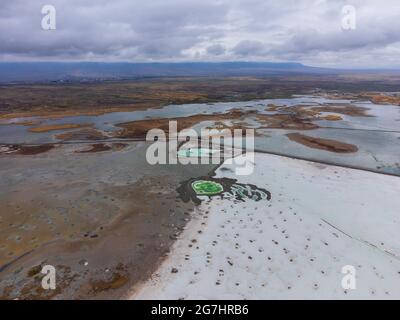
0 61 396 84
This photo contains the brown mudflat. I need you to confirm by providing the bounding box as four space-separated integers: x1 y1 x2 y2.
114 109 256 139
286 133 358 153
363 93 400 106
55 128 108 141
115 108 320 139
255 113 319 130
0 161 200 300
310 105 372 117
0 144 54 155
29 123 91 133
319 114 343 121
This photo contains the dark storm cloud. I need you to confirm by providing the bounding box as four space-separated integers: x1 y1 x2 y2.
0 0 400 67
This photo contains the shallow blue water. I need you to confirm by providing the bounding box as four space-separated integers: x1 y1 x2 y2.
1 95 399 175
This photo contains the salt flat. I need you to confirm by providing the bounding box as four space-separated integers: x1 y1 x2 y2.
133 153 400 299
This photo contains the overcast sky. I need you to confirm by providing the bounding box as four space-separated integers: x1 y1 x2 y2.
1 0 400 68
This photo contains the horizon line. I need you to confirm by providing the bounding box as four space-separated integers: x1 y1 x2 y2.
1 60 400 71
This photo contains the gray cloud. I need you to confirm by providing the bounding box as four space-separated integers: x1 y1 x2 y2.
0 0 400 67
233 40 266 56
207 44 226 56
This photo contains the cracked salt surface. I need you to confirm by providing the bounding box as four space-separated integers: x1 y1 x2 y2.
133 153 400 299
